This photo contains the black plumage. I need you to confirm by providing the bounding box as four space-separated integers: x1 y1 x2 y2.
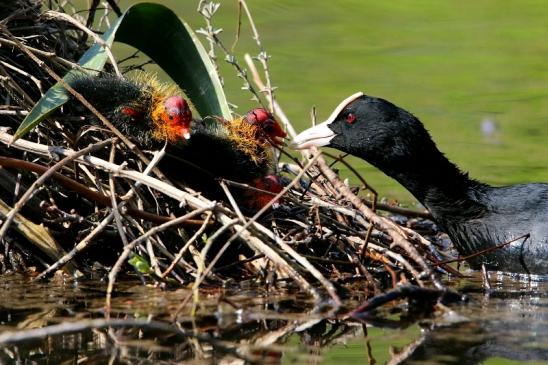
163 118 275 199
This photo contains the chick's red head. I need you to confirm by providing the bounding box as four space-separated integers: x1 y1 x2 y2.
245 108 287 146
163 96 193 140
245 174 284 210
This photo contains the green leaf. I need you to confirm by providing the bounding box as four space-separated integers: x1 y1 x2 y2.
128 253 153 274
15 2 231 140
114 3 231 120
128 253 177 285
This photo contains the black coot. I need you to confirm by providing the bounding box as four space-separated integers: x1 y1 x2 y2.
291 92 548 275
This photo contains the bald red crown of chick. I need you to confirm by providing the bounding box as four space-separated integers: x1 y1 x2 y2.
159 95 193 141
244 108 287 146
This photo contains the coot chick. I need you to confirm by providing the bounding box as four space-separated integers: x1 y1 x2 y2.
291 92 548 275
165 108 286 211
69 73 192 145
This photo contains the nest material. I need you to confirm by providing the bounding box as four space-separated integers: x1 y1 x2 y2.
0 0 456 307
1 1 88 107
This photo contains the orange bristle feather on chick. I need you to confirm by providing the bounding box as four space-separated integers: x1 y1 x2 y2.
221 107 287 164
165 107 287 211
68 73 193 147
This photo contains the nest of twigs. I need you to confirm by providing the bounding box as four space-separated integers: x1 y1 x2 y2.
0 0 460 311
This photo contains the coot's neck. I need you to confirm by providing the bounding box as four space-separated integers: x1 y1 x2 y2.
368 148 489 222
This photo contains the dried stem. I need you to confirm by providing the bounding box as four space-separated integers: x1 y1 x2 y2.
161 211 213 278
105 204 216 314
312 148 441 287
0 138 115 241
237 0 275 111
196 1 266 110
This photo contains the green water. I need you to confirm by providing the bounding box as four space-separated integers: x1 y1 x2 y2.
119 0 548 202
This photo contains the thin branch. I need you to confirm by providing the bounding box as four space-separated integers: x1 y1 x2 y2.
105 204 216 314
238 0 274 111
41 10 121 76
0 156 190 225
312 148 441 287
0 38 84 71
0 138 115 241
33 211 115 281
161 212 213 278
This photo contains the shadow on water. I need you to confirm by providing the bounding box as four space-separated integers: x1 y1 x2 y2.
0 273 546 364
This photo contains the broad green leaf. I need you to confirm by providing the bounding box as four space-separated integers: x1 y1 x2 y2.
114 3 231 120
15 2 231 139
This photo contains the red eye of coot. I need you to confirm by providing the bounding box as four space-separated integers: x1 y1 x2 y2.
346 113 357 124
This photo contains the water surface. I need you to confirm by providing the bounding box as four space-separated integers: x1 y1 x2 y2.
0 273 546 364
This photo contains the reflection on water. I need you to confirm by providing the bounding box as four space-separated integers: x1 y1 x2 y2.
393 274 548 365
0 273 546 364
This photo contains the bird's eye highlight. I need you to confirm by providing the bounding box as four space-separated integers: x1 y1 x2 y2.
346 113 356 124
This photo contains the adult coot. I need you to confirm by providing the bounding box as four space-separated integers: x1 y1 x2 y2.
291 92 548 275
